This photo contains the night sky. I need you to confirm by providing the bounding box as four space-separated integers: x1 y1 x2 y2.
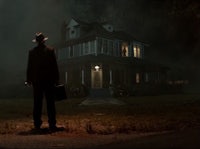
0 0 199 97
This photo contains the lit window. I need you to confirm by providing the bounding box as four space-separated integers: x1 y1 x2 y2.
133 45 141 58
121 43 128 57
136 73 140 83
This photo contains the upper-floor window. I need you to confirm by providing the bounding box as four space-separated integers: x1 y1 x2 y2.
69 46 74 57
97 38 103 54
90 41 95 54
74 44 80 57
145 73 149 82
69 27 80 39
80 43 83 56
71 30 75 34
103 39 108 54
108 40 114 55
121 42 129 57
133 45 141 58
103 24 114 32
69 28 76 39
84 42 89 55
114 41 120 56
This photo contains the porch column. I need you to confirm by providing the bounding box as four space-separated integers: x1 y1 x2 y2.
109 70 112 85
65 71 68 84
81 69 85 84
95 38 97 56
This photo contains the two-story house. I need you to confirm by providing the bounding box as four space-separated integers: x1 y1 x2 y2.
57 18 168 97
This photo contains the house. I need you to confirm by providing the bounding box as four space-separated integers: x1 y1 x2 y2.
56 18 169 97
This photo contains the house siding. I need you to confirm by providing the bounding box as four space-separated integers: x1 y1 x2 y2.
57 18 169 97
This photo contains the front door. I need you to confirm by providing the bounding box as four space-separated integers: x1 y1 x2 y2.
91 68 102 88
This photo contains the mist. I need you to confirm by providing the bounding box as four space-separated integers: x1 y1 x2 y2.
0 0 69 96
0 0 199 97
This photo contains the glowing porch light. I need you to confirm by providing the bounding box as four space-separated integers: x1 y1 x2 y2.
95 65 100 71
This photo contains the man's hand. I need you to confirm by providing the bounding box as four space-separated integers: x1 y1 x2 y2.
55 80 60 86
25 81 32 87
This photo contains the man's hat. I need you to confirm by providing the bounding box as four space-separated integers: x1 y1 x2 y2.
32 32 48 43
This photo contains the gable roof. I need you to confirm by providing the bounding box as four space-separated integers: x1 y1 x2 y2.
66 18 88 28
66 18 146 45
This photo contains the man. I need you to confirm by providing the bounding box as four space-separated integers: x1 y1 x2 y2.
26 32 63 132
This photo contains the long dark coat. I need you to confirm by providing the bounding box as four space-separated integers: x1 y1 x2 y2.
26 44 59 85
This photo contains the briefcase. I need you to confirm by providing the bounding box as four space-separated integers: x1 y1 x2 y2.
54 84 67 101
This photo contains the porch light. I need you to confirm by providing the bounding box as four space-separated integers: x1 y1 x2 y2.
95 65 100 71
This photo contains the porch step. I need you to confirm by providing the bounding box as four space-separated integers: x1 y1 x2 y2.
89 88 111 98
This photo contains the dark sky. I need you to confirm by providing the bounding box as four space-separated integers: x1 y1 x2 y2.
0 0 199 97
0 0 69 85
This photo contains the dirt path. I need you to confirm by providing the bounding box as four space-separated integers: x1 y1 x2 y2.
0 131 164 149
0 128 200 149
91 128 200 149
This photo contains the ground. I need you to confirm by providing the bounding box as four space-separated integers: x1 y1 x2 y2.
0 95 200 149
0 127 200 149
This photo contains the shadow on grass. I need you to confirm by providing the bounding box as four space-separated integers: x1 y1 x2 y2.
18 127 66 136
17 128 51 136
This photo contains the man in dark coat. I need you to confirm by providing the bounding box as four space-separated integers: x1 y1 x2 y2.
26 32 62 131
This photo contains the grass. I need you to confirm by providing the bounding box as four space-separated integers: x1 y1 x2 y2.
0 94 200 134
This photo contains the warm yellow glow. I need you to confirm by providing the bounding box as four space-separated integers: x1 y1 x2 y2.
134 47 137 57
122 43 128 57
136 73 140 83
134 45 141 58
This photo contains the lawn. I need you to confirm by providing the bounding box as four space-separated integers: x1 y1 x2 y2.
0 94 200 134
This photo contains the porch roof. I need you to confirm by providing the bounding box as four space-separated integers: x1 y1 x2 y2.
58 54 169 72
66 21 147 45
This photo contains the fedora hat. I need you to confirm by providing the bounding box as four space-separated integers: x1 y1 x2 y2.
32 32 48 43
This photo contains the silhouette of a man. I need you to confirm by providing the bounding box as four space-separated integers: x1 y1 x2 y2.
26 32 61 131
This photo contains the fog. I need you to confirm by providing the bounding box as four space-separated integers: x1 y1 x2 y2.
0 0 199 97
